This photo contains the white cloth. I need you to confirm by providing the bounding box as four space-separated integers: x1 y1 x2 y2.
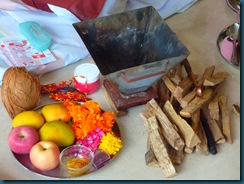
99 0 198 19
0 0 198 85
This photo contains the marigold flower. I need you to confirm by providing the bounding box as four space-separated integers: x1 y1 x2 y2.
63 100 115 139
99 132 122 155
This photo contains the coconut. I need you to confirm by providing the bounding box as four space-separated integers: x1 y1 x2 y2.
1 67 41 119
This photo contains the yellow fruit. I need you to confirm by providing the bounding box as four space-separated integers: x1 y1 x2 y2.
39 121 75 147
12 111 45 130
41 103 71 123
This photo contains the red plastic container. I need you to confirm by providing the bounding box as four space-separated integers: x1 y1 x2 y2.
74 63 100 94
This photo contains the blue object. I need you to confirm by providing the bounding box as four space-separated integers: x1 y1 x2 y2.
19 21 51 51
56 87 78 92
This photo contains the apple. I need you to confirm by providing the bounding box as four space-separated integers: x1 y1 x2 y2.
29 141 60 171
8 126 39 154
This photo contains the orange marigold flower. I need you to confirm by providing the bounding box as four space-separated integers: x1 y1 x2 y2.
63 100 115 140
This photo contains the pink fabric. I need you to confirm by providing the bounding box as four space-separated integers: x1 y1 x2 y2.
220 36 240 65
220 37 233 62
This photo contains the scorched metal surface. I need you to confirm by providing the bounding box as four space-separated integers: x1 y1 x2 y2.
73 6 190 94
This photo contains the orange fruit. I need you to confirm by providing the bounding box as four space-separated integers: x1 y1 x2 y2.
41 103 71 123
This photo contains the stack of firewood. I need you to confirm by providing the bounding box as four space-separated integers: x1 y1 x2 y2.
140 60 240 178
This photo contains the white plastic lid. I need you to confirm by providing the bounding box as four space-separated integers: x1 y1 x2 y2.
74 63 100 83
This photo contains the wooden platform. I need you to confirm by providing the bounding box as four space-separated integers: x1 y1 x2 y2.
102 79 158 116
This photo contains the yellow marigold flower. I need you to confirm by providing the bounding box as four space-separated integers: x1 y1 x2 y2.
99 132 122 155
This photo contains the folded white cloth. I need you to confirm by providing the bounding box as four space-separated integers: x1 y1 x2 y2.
0 0 198 85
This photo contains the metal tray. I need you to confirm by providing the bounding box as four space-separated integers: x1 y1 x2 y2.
216 23 240 69
11 103 121 179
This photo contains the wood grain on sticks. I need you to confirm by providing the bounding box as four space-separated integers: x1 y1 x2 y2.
203 71 230 86
146 99 185 151
147 116 177 178
219 95 232 144
180 87 213 118
163 100 200 152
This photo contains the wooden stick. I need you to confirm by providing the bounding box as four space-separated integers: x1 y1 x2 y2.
169 63 183 85
162 76 176 94
195 119 209 155
162 74 182 107
147 116 177 177
180 87 213 118
208 95 220 121
207 96 225 144
182 59 199 88
167 144 185 165
145 149 160 167
180 66 215 109
156 79 170 108
198 65 215 86
219 95 232 144
140 112 160 167
203 71 230 86
191 110 200 132
173 74 197 102
140 111 151 128
191 111 209 155
163 100 200 151
145 135 160 167
208 119 226 144
146 99 185 151
180 90 196 108
142 111 183 168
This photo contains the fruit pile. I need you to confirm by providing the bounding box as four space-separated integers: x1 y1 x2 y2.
8 101 122 172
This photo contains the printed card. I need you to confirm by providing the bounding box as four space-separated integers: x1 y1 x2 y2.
0 37 56 67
